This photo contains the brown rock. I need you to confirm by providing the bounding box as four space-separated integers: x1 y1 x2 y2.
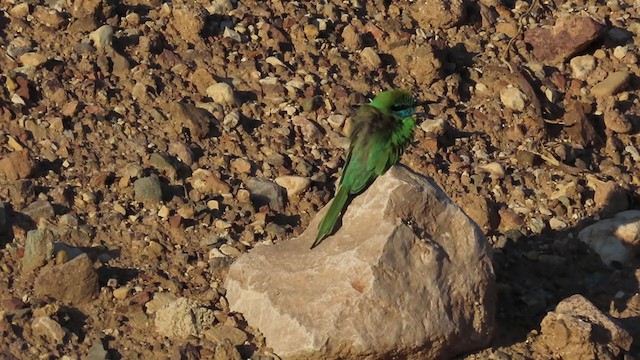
495 22 518 38
34 253 99 305
0 150 37 181
231 158 252 174
563 101 596 148
591 71 630 98
170 102 213 139
204 325 248 346
33 6 65 28
189 169 231 195
458 195 492 231
603 106 632 134
539 295 632 358
524 16 603 63
498 208 525 231
171 4 206 45
410 0 466 29
31 316 65 345
390 44 441 86
587 175 628 218
22 200 55 222
341 24 361 50
69 0 111 18
225 165 495 359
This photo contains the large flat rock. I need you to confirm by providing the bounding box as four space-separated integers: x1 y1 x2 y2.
225 165 496 359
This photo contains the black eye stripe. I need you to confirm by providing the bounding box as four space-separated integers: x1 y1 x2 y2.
391 101 415 111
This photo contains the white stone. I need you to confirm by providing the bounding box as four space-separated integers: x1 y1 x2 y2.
206 82 236 106
89 25 113 50
500 86 527 111
613 46 628 59
361 47 382 69
578 210 640 266
569 55 595 80
274 175 311 197
225 165 495 359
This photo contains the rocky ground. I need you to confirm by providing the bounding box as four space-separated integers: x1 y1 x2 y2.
0 0 639 359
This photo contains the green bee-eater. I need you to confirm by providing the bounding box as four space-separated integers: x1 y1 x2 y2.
311 89 423 249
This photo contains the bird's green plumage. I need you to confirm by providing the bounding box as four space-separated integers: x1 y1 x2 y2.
311 89 418 249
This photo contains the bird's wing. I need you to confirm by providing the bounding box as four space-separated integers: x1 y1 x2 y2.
340 105 397 194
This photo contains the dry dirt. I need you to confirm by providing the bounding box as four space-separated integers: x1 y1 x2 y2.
0 0 639 359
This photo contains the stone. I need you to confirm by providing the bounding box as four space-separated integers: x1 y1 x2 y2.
19 52 47 67
23 229 55 274
86 340 109 360
231 158 252 174
149 153 177 180
410 0 466 29
34 253 99 305
33 6 65 28
154 297 215 339
69 0 111 19
603 106 632 134
495 22 518 38
500 86 527 112
563 101 596 148
291 115 322 140
110 50 130 76
223 111 240 128
134 175 163 203
390 44 441 86
590 71 630 98
9 3 29 18
204 325 248 346
22 200 55 222
613 46 627 59
89 25 113 50
214 340 242 360
524 16 603 63
171 4 206 44
226 165 495 359
246 178 286 212
206 83 236 106
578 210 640 266
539 295 632 359
587 175 628 217
168 142 194 166
341 24 360 50
170 102 213 139
0 150 37 181
569 55 595 80
361 47 382 69
274 176 311 197
189 169 231 195
31 316 65 345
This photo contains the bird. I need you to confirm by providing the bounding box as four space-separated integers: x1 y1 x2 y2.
311 89 424 249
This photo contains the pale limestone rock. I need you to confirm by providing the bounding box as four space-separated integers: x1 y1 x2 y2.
206 82 236 106
154 297 216 339
31 316 65 345
578 210 640 266
500 86 527 111
274 175 311 197
569 55 595 80
225 165 495 359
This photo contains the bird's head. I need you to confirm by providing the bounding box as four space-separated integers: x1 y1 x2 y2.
369 89 428 119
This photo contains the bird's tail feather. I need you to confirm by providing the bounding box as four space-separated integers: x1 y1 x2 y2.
311 186 350 249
